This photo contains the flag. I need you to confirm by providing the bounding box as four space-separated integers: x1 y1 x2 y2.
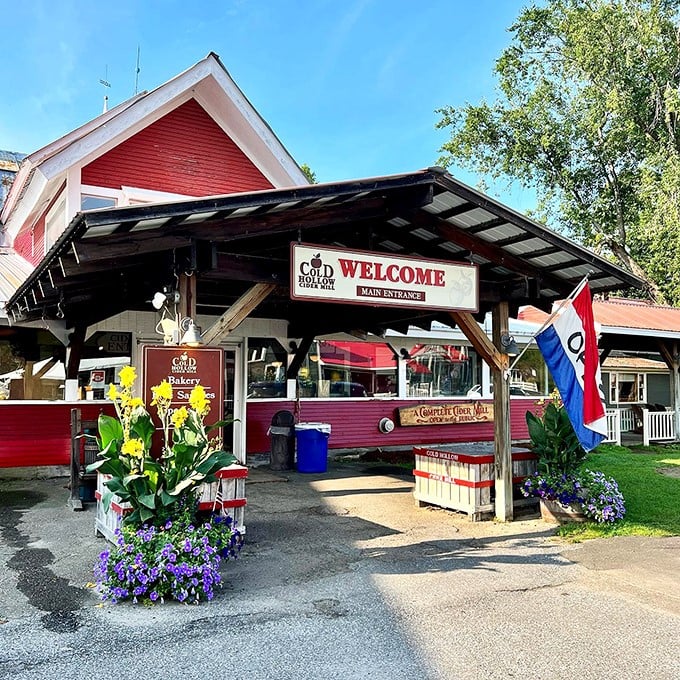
535 282 606 452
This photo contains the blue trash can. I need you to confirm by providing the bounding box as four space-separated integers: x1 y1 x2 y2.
295 422 331 473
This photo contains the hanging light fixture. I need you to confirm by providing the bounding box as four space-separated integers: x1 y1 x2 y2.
500 333 519 356
180 320 204 347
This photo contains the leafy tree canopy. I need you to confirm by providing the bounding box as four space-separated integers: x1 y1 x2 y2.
437 0 680 303
300 163 317 184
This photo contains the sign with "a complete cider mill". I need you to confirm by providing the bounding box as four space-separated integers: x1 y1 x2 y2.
290 243 478 311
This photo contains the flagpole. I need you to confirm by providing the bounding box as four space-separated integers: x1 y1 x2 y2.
504 273 592 379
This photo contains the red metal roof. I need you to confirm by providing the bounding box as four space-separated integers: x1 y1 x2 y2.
519 298 680 333
320 341 397 370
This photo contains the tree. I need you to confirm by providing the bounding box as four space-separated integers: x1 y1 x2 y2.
437 0 680 303
300 163 317 184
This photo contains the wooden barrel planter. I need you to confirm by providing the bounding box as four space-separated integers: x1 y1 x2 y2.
539 498 587 524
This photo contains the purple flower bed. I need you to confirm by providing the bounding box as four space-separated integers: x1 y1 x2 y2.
95 510 242 604
522 468 626 524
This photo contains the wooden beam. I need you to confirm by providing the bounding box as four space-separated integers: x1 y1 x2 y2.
70 190 431 265
66 325 87 381
202 283 276 345
491 302 513 522
408 211 574 296
449 311 503 372
286 336 315 379
203 252 288 284
178 272 197 322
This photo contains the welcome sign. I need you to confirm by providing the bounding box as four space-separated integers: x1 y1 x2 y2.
290 243 478 311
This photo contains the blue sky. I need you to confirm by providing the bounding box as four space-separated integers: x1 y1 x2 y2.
1 0 533 210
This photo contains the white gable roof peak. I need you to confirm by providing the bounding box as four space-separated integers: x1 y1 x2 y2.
1 52 308 238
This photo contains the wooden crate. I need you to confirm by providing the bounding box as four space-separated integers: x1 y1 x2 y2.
412 445 537 521
95 464 248 543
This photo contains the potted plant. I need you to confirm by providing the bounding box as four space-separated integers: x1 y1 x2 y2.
522 392 626 524
87 365 242 603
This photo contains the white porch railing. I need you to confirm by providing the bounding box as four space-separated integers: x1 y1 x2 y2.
619 407 637 433
604 406 676 447
604 409 621 445
643 409 676 446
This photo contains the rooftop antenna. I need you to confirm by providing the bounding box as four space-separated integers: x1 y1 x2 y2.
99 65 111 113
134 45 141 95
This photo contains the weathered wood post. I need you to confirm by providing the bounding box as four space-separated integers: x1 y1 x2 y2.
492 301 513 522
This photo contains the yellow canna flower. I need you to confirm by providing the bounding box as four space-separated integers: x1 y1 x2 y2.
189 384 210 416
119 366 137 389
171 406 189 428
151 380 173 405
121 439 144 458
129 397 144 409
107 384 120 401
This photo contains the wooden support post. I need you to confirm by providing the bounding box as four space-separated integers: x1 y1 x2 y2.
65 325 87 401
492 302 513 522
449 311 503 372
178 272 197 322
202 283 276 346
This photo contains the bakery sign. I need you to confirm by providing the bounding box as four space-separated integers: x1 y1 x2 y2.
290 243 478 311
398 401 494 426
142 346 224 428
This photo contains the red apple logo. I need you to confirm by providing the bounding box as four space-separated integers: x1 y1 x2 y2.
310 253 322 269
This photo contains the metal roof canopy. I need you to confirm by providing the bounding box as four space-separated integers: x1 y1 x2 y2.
5 167 645 333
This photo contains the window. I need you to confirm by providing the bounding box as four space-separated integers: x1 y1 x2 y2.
81 195 116 211
80 185 192 212
507 348 551 397
404 344 481 398
247 338 289 398
246 338 398 399
312 340 395 398
609 372 646 404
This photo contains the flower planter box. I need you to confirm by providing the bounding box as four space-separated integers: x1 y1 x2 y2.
539 498 587 524
95 464 248 543
412 444 537 521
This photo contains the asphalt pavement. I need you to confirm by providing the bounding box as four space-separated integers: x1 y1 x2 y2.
0 461 678 680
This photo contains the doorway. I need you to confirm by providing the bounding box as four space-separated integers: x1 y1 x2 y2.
223 344 245 464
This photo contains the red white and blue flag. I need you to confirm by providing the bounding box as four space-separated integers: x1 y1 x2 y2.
535 282 606 452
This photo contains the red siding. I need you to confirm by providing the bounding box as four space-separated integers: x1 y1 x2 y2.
246 399 539 456
0 403 114 467
13 221 37 264
82 99 273 196
14 194 56 266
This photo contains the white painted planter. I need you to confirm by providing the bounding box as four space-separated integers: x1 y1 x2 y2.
412 444 537 521
95 464 248 543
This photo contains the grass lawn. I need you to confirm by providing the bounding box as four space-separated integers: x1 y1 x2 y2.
557 443 680 540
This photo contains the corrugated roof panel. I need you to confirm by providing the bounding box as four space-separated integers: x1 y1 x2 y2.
129 217 173 232
505 237 552 255
552 264 593 279
437 241 465 254
379 240 403 252
0 249 34 305
530 253 575 267
423 191 465 213
476 224 525 242
447 207 496 228
410 227 438 241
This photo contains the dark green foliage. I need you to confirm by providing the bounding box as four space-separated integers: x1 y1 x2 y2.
526 401 587 475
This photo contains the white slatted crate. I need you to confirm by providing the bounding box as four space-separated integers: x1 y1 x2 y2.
412 445 537 521
95 464 248 543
